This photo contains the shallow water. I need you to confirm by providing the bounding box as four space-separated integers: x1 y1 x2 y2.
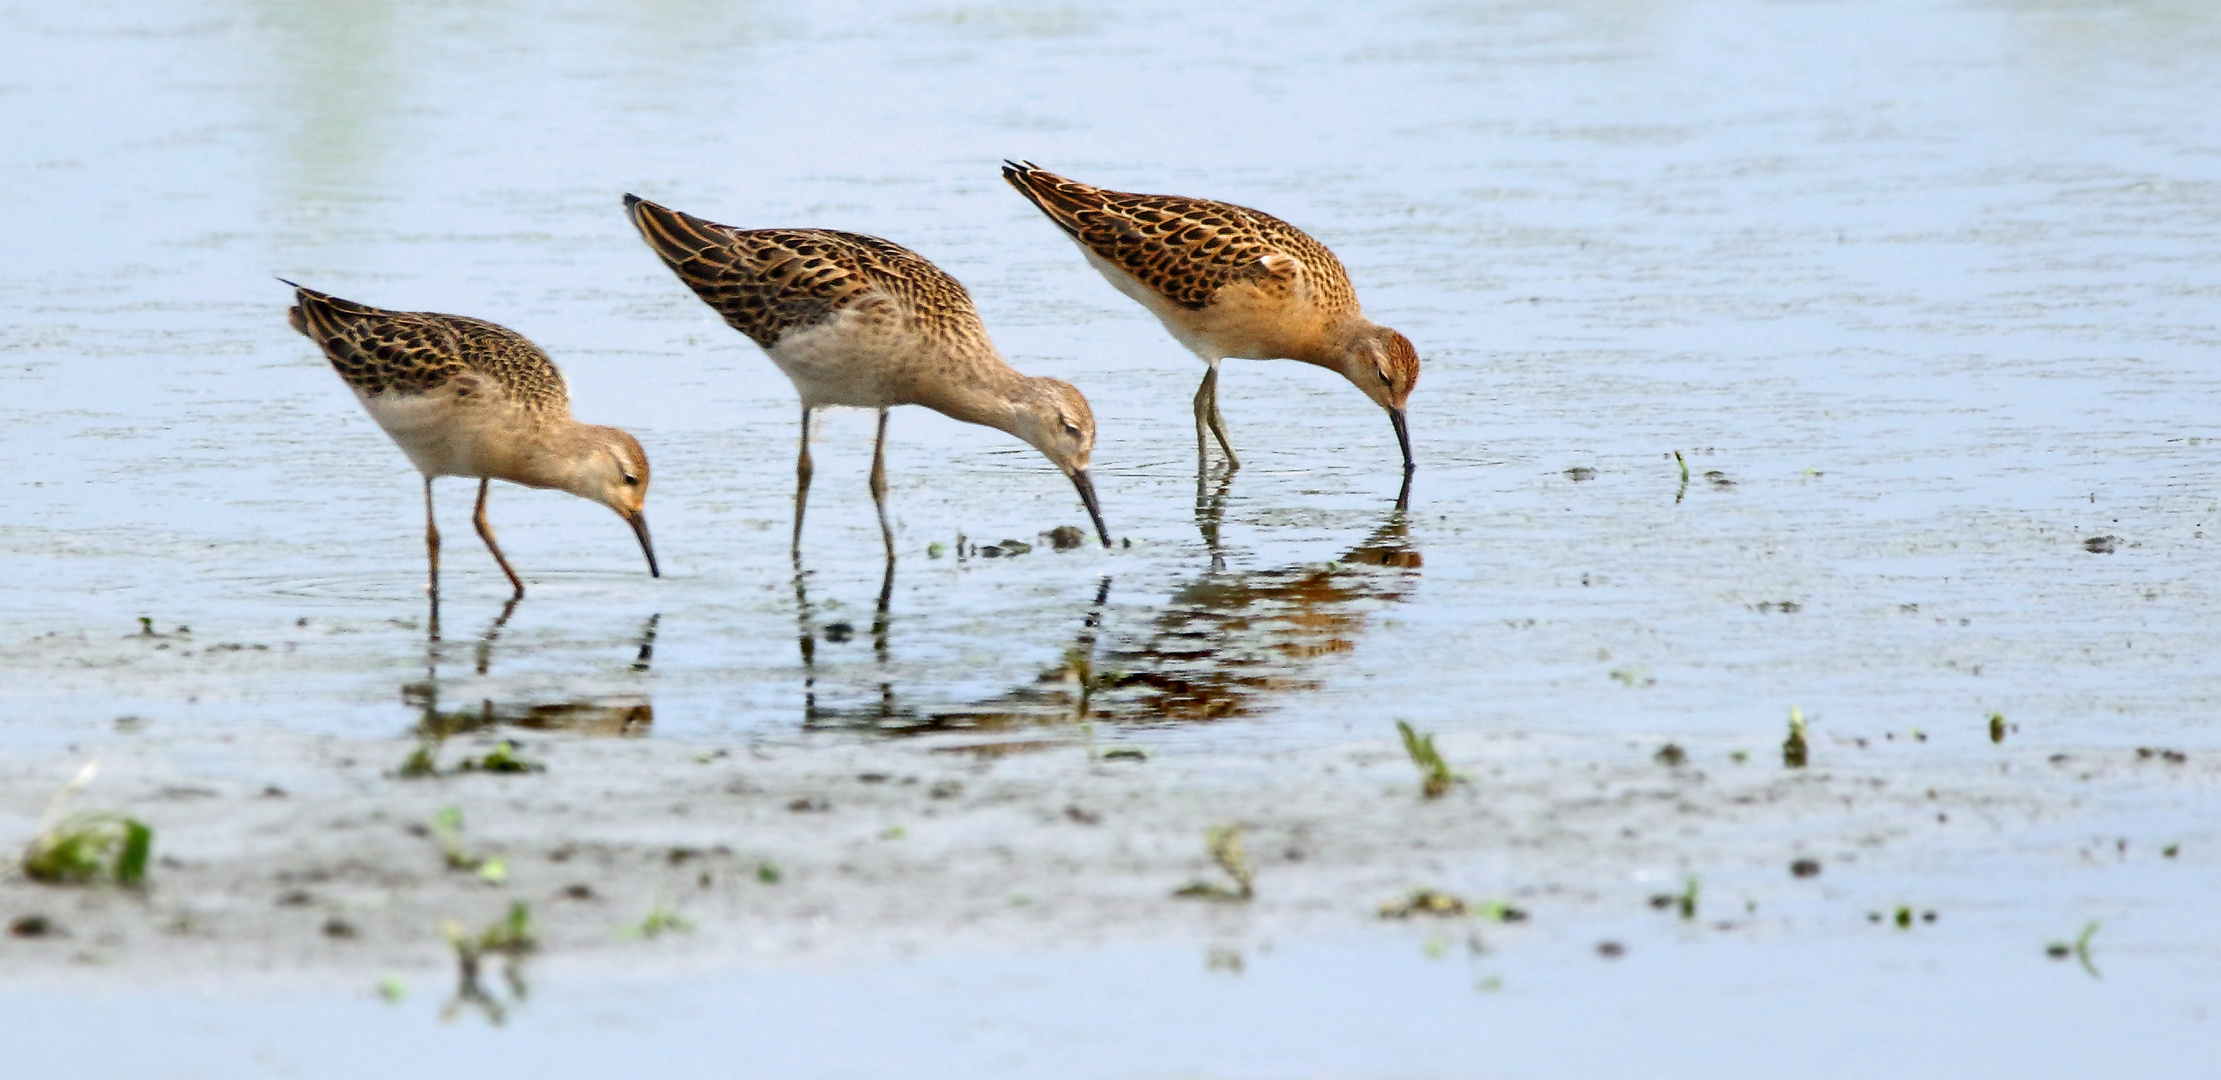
4 0 2221 1073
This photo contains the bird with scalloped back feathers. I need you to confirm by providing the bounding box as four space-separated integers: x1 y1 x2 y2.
622 193 1110 555
1001 161 1419 484
284 282 658 622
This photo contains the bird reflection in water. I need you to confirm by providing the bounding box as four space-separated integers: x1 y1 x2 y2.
400 605 657 769
1102 503 1420 722
799 498 1419 736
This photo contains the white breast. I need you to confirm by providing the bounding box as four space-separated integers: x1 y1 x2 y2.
357 384 492 478
765 296 913 409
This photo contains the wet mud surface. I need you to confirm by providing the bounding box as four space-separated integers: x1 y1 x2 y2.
5 0 2221 1075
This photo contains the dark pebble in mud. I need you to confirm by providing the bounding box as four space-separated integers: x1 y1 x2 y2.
2084 535 2118 554
1790 858 1822 878
929 781 963 799
2046 943 2072 960
1596 941 1625 959
1654 744 1686 767
787 797 830 813
321 917 357 939
1564 467 1596 482
561 884 595 901
1047 525 1086 550
8 915 57 938
1647 893 1674 910
857 773 889 784
276 889 313 907
1063 805 1101 825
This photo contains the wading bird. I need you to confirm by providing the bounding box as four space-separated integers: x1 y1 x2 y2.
283 282 658 622
623 194 1110 555
1001 161 1419 482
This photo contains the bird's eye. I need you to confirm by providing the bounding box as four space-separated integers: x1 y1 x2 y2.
621 474 639 487
1378 369 1394 386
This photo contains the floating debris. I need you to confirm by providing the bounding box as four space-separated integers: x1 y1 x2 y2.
1046 525 1087 551
1564 466 1596 482
1378 888 1469 919
457 740 543 774
1654 743 1687 767
2083 535 2117 554
1596 940 1626 959
1783 705 1809 768
2135 747 2187 764
1790 857 1822 878
8 914 57 938
1989 712 2007 744
1101 748 1148 762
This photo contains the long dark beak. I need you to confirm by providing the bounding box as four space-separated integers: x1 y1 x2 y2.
1390 408 1414 474
627 510 661 578
1071 469 1112 549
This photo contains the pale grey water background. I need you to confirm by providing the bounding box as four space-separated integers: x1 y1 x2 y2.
3 0 2221 1075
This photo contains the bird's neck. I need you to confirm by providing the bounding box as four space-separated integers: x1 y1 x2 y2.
499 416 604 496
915 346 1034 438
1292 317 1379 377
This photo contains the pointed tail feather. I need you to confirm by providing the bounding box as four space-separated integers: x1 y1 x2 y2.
1000 161 1103 241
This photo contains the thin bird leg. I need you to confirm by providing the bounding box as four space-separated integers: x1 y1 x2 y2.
1193 364 1240 473
472 478 526 600
423 477 442 641
1191 366 1215 474
1204 367 1240 470
869 408 895 562
792 405 814 555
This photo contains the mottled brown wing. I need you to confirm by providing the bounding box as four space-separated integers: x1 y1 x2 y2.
284 283 568 410
1001 161 1357 314
624 195 983 348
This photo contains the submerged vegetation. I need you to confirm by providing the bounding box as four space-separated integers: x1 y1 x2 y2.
14 763 151 887
22 812 151 886
1397 721 1460 798
1174 825 1255 901
442 901 538 1024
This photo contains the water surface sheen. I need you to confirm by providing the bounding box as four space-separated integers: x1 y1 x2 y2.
2 0 2219 1073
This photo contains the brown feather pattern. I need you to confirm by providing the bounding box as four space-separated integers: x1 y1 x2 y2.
285 284 568 411
1000 160 1359 316
624 195 989 352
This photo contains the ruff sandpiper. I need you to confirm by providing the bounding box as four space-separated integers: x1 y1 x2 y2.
1001 161 1419 478
623 194 1110 555
284 282 659 611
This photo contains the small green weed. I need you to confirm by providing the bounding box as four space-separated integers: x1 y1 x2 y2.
1173 824 1254 901
1397 721 1460 798
23 813 152 887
